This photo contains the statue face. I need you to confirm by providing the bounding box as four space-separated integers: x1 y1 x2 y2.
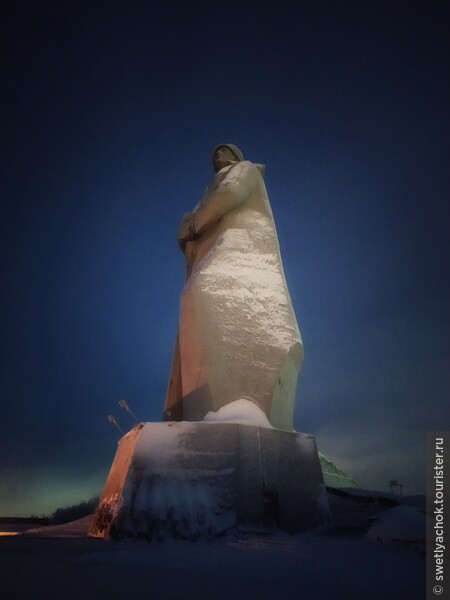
213 146 237 172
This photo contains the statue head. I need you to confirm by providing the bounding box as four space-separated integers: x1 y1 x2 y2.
212 143 244 172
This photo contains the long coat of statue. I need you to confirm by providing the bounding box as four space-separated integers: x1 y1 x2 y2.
164 146 303 431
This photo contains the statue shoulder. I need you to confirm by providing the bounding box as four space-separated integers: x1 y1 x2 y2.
227 160 264 181
232 160 255 172
231 160 265 179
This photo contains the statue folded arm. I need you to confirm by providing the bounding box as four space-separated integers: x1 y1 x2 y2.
165 144 303 429
194 161 257 236
177 161 258 252
177 212 196 251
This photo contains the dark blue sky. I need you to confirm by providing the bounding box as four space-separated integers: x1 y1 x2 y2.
1 1 449 515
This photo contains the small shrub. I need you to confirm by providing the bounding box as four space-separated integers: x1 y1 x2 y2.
50 496 99 525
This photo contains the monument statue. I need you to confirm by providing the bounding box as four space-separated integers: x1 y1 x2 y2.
88 145 329 542
163 144 303 430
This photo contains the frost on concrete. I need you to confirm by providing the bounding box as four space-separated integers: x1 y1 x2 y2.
89 422 329 540
89 423 238 541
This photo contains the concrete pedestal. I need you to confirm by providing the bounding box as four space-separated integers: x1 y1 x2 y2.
88 422 329 540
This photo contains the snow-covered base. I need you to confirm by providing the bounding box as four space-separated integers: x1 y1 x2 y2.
203 398 273 427
89 421 328 541
367 505 426 546
203 401 362 492
24 515 93 538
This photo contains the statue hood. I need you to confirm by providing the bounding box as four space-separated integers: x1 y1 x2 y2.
212 143 244 164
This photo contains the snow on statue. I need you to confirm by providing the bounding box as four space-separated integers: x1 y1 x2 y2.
163 144 303 430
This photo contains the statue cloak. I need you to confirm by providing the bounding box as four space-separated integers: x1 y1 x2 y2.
164 160 303 430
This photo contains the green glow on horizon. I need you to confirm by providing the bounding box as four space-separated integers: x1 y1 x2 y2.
0 470 104 518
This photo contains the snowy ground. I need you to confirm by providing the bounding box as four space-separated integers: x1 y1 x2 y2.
0 511 425 600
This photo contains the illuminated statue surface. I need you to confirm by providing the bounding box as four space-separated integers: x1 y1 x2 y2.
164 144 303 430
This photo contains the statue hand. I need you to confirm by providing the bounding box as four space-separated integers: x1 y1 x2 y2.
177 212 196 250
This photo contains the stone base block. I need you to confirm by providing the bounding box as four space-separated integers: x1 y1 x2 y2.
88 422 329 540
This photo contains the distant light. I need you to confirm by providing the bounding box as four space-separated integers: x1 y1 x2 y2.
0 531 21 536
